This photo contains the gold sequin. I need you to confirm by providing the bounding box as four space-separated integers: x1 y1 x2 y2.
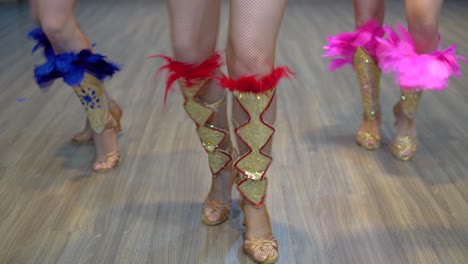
353 47 381 121
391 136 417 161
233 90 275 181
390 90 422 160
233 89 275 206
238 179 267 206
181 80 231 176
400 90 422 118
73 73 109 134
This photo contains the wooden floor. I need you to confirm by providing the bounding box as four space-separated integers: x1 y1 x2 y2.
1 0 468 263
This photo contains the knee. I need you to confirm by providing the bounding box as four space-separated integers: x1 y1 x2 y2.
407 9 439 53
39 16 70 44
172 35 216 64
408 20 439 53
228 37 274 78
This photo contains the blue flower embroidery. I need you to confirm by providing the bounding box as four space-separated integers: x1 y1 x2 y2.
76 87 102 110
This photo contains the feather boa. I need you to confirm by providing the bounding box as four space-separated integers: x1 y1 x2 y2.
218 66 294 93
323 19 384 71
28 27 120 88
150 52 222 104
376 24 467 90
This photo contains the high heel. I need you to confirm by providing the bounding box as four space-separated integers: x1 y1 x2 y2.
92 115 121 173
391 91 421 161
239 198 278 264
202 197 232 226
202 169 237 225
244 235 279 264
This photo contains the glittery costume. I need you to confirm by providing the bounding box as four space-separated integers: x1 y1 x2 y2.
376 24 466 160
219 67 292 208
323 20 384 150
324 20 466 160
391 90 422 160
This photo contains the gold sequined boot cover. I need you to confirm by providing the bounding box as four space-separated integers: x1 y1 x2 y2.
232 89 275 207
353 47 382 149
155 53 234 224
181 78 233 177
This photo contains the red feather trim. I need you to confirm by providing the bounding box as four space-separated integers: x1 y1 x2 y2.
218 66 294 93
149 52 223 104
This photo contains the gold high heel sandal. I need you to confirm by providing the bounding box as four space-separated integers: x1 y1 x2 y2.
353 47 381 150
202 197 232 226
73 73 121 172
92 115 121 173
180 79 234 225
244 235 278 264
391 91 422 161
239 198 278 264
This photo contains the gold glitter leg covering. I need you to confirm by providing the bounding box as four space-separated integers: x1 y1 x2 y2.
233 89 275 207
73 73 120 172
391 90 422 161
180 79 234 225
232 88 278 264
353 47 382 150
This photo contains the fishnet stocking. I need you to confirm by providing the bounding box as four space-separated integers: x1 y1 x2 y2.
226 0 286 240
168 0 233 204
168 0 220 64
227 0 286 162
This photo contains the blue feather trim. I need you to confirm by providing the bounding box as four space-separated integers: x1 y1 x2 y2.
28 27 120 88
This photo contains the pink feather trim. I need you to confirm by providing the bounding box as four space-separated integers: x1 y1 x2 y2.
218 67 294 93
149 52 222 104
323 19 384 71
376 24 467 90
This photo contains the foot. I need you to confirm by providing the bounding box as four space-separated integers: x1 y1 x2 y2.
71 97 122 144
202 170 237 225
92 112 121 173
241 200 278 264
71 119 94 144
356 113 381 150
391 102 417 160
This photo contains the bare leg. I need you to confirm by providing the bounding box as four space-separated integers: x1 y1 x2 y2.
353 0 385 27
